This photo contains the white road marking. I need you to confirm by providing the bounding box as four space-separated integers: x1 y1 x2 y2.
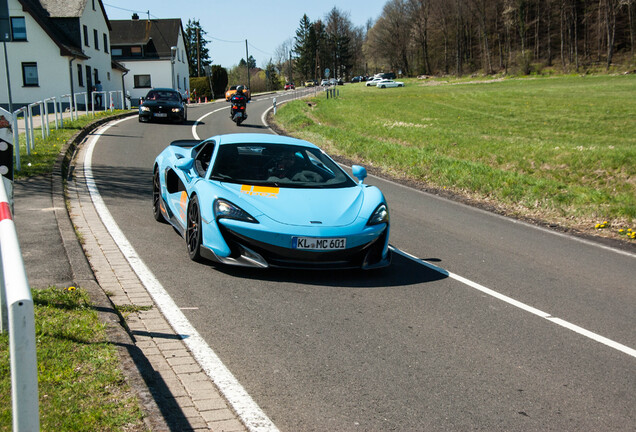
84 117 279 432
390 246 636 359
192 106 229 140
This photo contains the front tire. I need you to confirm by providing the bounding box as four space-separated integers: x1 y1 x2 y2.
186 195 203 261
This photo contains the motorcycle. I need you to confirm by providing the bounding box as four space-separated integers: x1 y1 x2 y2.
230 99 248 126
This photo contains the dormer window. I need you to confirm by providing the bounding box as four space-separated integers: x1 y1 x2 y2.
10 17 26 41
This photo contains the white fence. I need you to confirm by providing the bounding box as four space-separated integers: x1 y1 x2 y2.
0 172 39 432
11 90 125 171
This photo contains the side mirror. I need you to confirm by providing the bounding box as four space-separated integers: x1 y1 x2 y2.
351 165 367 183
175 157 194 171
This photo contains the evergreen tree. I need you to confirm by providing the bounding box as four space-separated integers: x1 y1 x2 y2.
294 15 316 80
185 19 212 76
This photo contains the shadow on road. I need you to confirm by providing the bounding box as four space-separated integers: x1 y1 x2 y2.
216 251 448 288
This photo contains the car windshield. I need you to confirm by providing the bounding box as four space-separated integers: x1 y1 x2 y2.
210 143 356 189
145 91 180 102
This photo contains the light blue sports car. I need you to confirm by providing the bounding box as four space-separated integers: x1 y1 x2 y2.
153 133 391 269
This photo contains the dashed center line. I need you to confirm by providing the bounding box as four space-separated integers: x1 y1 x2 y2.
390 246 636 359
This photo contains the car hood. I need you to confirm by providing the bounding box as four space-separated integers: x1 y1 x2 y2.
142 100 182 108
220 183 364 227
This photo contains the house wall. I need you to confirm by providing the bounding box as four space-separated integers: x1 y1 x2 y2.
117 24 190 106
0 0 125 111
0 0 70 109
75 0 117 97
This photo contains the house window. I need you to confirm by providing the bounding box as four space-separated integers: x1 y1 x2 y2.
92 0 96 10
112 48 122 56
83 25 89 46
131 46 142 56
22 62 38 86
134 74 151 88
177 74 180 89
77 64 84 86
93 29 99 50
182 49 185 63
107 72 111 80
103 34 108 53
10 17 26 41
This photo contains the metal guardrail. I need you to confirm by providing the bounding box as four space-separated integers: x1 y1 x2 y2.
0 173 40 432
11 91 124 172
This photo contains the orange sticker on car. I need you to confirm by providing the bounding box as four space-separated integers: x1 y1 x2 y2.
240 185 279 198
179 191 187 219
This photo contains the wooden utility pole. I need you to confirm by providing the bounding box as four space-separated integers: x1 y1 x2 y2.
197 27 201 77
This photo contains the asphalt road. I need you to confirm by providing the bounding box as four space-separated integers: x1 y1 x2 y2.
87 88 635 431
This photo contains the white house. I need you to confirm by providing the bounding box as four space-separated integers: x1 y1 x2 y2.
109 15 190 106
0 0 127 112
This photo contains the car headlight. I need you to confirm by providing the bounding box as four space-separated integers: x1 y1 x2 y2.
214 199 258 223
367 203 389 225
140 106 150 112
171 107 182 112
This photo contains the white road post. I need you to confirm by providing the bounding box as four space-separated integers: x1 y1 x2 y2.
0 175 40 432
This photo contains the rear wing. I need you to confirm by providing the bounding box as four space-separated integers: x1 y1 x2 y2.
169 139 201 148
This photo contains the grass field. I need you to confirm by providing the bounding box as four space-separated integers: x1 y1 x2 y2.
274 75 636 241
0 287 146 431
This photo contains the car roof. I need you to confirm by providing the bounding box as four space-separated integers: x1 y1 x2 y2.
150 87 178 92
207 133 320 149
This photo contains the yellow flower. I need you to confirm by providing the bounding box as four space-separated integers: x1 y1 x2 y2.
618 229 625 233
67 286 76 291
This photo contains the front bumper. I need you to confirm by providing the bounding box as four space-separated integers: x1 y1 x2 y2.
204 223 391 270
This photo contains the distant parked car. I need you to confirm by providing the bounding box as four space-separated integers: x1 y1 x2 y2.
376 79 404 88
320 79 330 86
139 88 187 123
366 77 383 87
285 82 295 90
304 80 315 87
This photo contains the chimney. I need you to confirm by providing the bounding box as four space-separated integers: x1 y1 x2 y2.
132 13 139 20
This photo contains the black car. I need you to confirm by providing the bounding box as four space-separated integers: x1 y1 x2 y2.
139 88 187 123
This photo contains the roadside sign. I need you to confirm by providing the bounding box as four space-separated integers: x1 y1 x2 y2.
325 68 330 78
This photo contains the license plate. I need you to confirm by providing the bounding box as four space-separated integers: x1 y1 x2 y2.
292 237 346 250
154 113 168 118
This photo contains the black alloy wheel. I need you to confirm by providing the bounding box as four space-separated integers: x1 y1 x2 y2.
186 195 203 261
152 170 166 223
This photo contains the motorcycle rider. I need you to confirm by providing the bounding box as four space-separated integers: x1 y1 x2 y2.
230 85 248 120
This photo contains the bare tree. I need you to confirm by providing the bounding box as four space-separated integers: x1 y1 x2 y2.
410 0 433 74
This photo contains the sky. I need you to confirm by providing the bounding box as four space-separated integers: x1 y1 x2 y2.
102 0 389 69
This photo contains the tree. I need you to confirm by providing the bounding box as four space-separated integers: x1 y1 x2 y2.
210 65 228 100
238 56 257 69
364 0 412 75
294 15 316 81
185 19 212 77
325 7 355 79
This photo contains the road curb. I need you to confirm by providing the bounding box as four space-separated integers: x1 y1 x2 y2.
50 111 170 431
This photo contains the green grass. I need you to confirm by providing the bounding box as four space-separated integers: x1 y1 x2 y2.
274 75 636 238
14 110 130 179
0 287 147 431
